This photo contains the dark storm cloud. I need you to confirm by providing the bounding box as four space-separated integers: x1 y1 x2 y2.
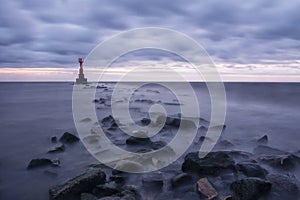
0 0 299 70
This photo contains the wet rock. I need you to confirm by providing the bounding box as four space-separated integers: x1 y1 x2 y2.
98 196 120 200
27 158 60 169
51 136 57 143
81 193 98 200
151 141 166 150
59 132 79 143
259 154 299 169
93 182 121 198
197 177 218 200
121 185 141 200
49 168 106 200
156 191 174 200
165 116 196 128
81 117 92 122
141 118 151 125
126 136 151 145
182 151 235 175
218 139 234 147
114 160 144 172
171 173 193 187
109 176 125 185
267 173 299 198
101 115 115 124
257 135 268 143
237 162 268 178
231 178 272 200
142 172 163 187
220 195 233 200
48 144 65 153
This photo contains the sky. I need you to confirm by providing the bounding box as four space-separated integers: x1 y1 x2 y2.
0 0 300 81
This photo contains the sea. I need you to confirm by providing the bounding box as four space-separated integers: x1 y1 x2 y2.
0 82 299 199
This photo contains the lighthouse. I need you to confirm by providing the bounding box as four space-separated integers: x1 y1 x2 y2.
76 58 87 84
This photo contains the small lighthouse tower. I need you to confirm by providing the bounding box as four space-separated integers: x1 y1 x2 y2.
76 58 87 84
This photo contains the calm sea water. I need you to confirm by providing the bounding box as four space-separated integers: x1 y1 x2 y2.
0 82 299 199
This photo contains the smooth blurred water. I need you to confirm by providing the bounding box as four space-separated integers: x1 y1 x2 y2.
0 82 299 199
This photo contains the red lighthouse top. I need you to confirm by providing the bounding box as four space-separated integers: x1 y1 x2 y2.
78 58 84 75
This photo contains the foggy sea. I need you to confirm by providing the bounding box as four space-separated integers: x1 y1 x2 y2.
0 82 300 199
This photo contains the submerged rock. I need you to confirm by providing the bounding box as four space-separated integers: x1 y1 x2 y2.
182 151 235 175
51 136 57 143
257 135 268 143
59 132 79 143
267 173 299 198
141 118 151 125
114 160 144 172
27 158 60 169
48 144 65 153
259 154 299 169
237 162 268 178
49 168 106 200
126 136 151 145
171 173 193 188
231 178 272 200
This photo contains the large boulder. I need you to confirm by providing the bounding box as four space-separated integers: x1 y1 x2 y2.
49 168 106 200
231 178 272 200
182 151 235 175
59 132 79 143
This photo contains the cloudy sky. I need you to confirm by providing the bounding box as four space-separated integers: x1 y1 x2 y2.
0 0 300 81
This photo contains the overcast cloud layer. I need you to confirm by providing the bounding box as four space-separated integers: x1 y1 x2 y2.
0 0 300 81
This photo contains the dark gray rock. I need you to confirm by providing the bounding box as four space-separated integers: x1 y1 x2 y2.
151 141 166 150
93 182 121 198
109 176 125 185
267 174 299 196
48 144 65 153
81 193 98 200
59 132 79 143
142 172 164 188
49 168 106 200
51 136 57 143
257 135 268 143
27 158 60 169
171 173 193 187
141 118 151 125
237 162 268 178
231 178 272 200
126 136 151 145
182 151 235 175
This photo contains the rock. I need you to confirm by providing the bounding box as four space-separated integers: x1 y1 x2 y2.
98 197 121 200
142 172 164 187
27 158 60 169
109 176 125 185
220 195 233 200
93 182 121 198
141 118 151 125
81 193 98 200
125 136 151 145
48 144 65 153
237 162 268 177
197 177 218 200
182 151 235 175
171 173 193 187
155 191 174 200
267 173 299 198
59 132 79 143
114 160 144 172
121 185 141 200
217 139 234 147
151 141 166 150
257 135 268 143
49 168 106 200
259 154 299 169
51 136 57 143
81 117 92 122
231 178 272 200
165 116 196 128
